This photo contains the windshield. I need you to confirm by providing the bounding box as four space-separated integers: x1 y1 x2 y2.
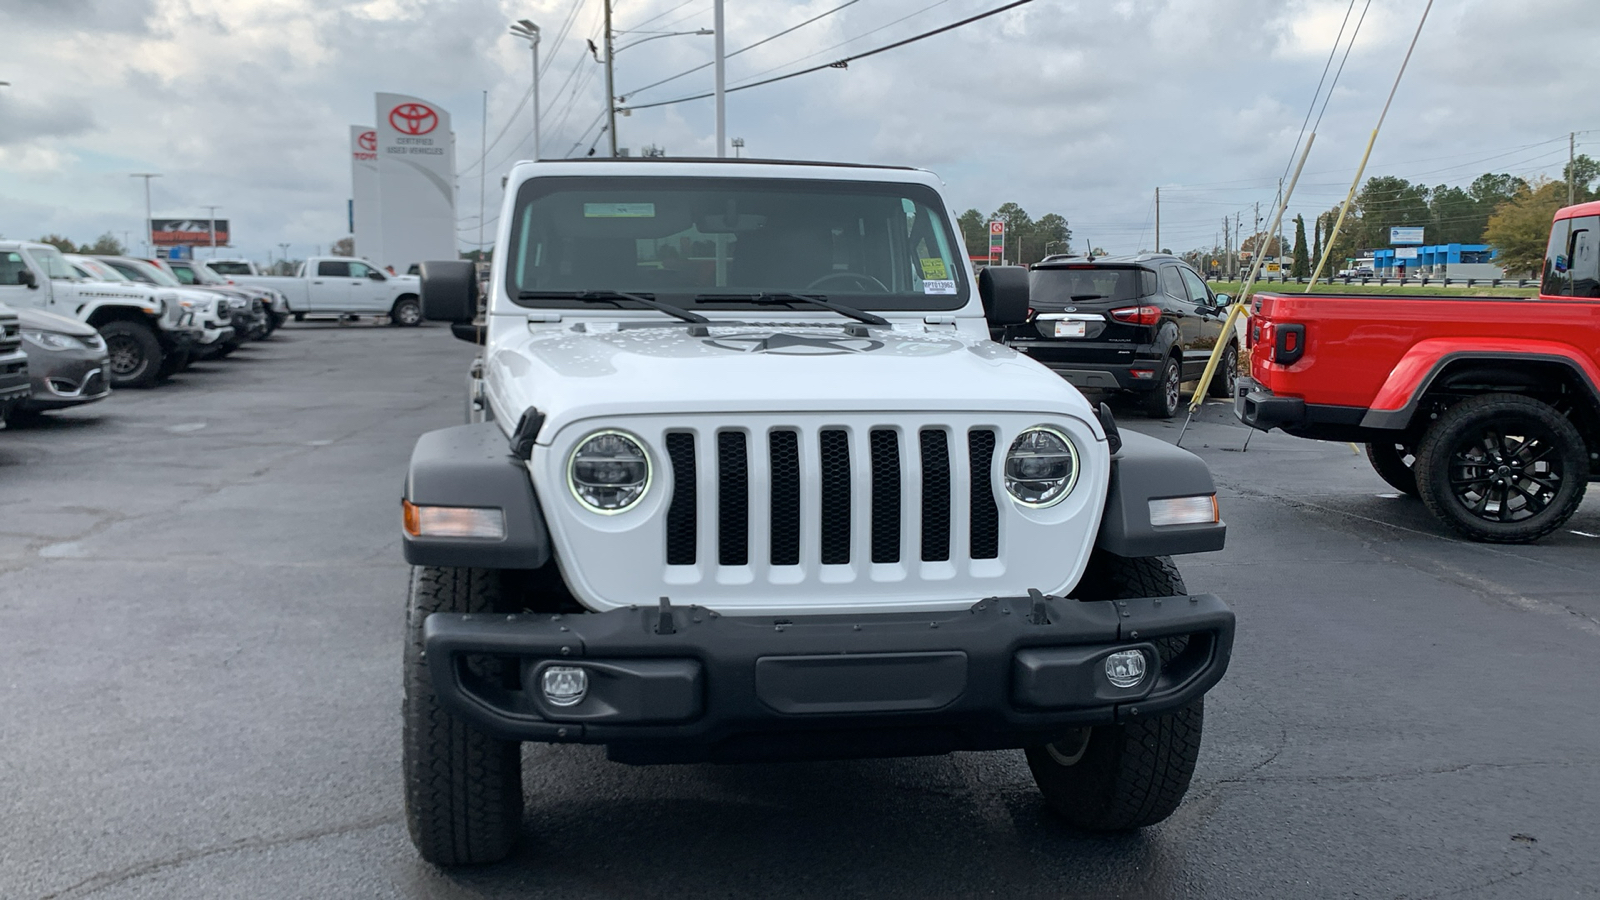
1029 265 1149 305
111 260 180 286
208 261 252 275
505 175 969 312
72 257 131 282
32 246 80 281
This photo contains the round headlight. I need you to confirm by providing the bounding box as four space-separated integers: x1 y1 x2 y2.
568 430 651 513
1004 426 1079 507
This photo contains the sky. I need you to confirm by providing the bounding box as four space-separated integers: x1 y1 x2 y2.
1 0 1596 265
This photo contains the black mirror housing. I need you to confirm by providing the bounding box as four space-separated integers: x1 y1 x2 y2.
419 260 478 325
18 269 37 289
369 270 386 281
978 266 1029 327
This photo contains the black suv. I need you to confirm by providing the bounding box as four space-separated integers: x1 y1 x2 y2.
997 254 1240 418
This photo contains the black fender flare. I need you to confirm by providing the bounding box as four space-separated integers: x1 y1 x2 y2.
402 423 552 569
1095 430 1226 557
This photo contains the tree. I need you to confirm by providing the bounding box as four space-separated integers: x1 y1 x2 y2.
331 237 355 257
1353 176 1431 249
36 235 76 252
80 232 125 255
1427 184 1479 244
1312 213 1322 270
1031 213 1071 260
1291 215 1309 278
1563 153 1599 201
957 209 985 258
1485 178 1569 276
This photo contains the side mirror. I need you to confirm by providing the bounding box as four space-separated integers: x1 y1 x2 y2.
368 270 386 281
978 266 1029 327
419 259 479 328
1214 293 1232 307
17 269 37 289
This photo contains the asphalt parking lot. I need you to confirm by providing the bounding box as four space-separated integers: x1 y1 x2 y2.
2 324 1598 900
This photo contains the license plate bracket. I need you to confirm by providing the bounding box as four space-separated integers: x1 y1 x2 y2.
1054 320 1087 338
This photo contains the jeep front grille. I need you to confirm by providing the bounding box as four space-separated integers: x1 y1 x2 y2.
662 424 1000 573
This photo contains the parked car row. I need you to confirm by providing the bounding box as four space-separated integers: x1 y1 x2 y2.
0 242 291 425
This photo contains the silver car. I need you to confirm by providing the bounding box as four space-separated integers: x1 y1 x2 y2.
15 307 111 414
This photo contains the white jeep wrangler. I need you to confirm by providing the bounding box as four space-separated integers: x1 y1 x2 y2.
402 159 1234 866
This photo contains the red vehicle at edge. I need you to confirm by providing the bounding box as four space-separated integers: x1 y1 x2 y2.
1235 199 1600 543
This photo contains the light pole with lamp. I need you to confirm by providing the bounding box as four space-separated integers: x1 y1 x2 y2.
130 173 161 257
277 243 291 275
731 137 744 158
508 20 541 160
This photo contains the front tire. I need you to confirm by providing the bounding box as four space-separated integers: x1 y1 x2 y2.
99 320 163 389
404 566 523 866
1026 553 1203 831
1207 342 1239 399
1364 441 1419 497
392 296 423 327
1142 356 1181 419
1413 393 1588 543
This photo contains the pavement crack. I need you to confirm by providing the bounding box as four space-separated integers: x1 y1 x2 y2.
35 813 400 900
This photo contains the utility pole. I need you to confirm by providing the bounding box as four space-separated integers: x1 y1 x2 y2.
510 20 541 160
714 0 726 157
604 0 617 158
1570 132 1577 207
480 90 487 258
130 173 161 257
1154 187 1160 253
202 205 220 255
1222 216 1230 279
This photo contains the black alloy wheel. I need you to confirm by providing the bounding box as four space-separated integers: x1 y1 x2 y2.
1207 342 1239 399
1414 393 1589 543
1364 441 1419 497
99 320 162 389
1143 356 1181 419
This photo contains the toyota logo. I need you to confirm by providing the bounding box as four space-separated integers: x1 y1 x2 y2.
358 130 377 151
388 103 438 136
704 333 885 356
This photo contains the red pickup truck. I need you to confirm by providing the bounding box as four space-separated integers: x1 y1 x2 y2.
1236 199 1600 543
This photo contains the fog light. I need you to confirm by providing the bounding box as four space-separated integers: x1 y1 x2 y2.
1104 650 1148 689
1148 494 1220 527
541 665 588 707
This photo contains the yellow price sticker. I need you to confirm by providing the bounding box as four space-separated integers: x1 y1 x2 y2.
919 258 948 280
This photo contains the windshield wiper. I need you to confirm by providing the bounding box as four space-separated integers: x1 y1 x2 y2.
692 292 889 326
518 289 709 324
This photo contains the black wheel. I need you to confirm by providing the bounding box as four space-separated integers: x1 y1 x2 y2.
1365 441 1419 497
1207 342 1239 399
404 566 523 867
392 296 423 327
1028 553 1203 831
99 320 163 389
293 312 306 323
1142 356 1181 419
1413 393 1589 543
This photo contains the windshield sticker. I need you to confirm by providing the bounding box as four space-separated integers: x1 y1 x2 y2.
583 202 656 218
919 258 949 280
922 279 957 295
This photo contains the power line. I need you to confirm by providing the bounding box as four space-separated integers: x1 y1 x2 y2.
620 0 865 101
728 0 952 87
626 0 701 31
622 0 1034 113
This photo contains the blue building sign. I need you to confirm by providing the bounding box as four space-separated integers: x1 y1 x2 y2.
1389 226 1425 245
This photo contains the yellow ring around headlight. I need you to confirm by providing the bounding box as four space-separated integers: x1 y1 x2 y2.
1005 425 1081 508
566 429 653 515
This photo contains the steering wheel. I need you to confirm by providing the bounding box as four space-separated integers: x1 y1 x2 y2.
806 271 890 293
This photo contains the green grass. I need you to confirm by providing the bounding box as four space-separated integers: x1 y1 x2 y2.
1207 280 1538 298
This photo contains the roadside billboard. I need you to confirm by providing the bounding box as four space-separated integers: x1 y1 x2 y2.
374 93 456 273
1390 226 1425 245
350 125 382 264
151 219 229 247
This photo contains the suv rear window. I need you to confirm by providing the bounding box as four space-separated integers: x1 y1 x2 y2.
1028 265 1150 305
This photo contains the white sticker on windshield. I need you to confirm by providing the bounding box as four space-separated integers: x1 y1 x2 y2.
584 202 656 218
922 279 957 295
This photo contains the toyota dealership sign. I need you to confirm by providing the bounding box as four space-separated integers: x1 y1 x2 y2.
372 92 455 274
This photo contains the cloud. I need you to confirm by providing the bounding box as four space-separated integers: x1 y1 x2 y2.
0 95 95 148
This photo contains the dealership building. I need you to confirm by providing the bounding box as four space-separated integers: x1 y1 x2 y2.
1373 243 1499 277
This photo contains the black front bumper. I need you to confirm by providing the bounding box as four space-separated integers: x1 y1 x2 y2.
423 593 1234 764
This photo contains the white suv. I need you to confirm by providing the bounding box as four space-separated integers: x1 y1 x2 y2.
399 159 1235 866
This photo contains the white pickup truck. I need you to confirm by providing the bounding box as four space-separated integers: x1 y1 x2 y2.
230 256 423 325
0 241 226 388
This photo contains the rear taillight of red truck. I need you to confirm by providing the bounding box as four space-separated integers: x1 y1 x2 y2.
1248 294 1306 378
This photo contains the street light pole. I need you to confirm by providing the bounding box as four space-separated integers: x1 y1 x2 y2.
278 243 291 274
714 0 726 158
130 173 161 257
510 19 541 160
202 205 220 256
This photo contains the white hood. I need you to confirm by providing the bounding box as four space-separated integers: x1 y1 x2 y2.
483 316 1104 443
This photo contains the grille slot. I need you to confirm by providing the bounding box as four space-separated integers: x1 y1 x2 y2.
968 429 1000 559
919 430 951 562
870 430 901 564
819 429 852 565
717 431 749 566
664 433 697 565
769 430 801 566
